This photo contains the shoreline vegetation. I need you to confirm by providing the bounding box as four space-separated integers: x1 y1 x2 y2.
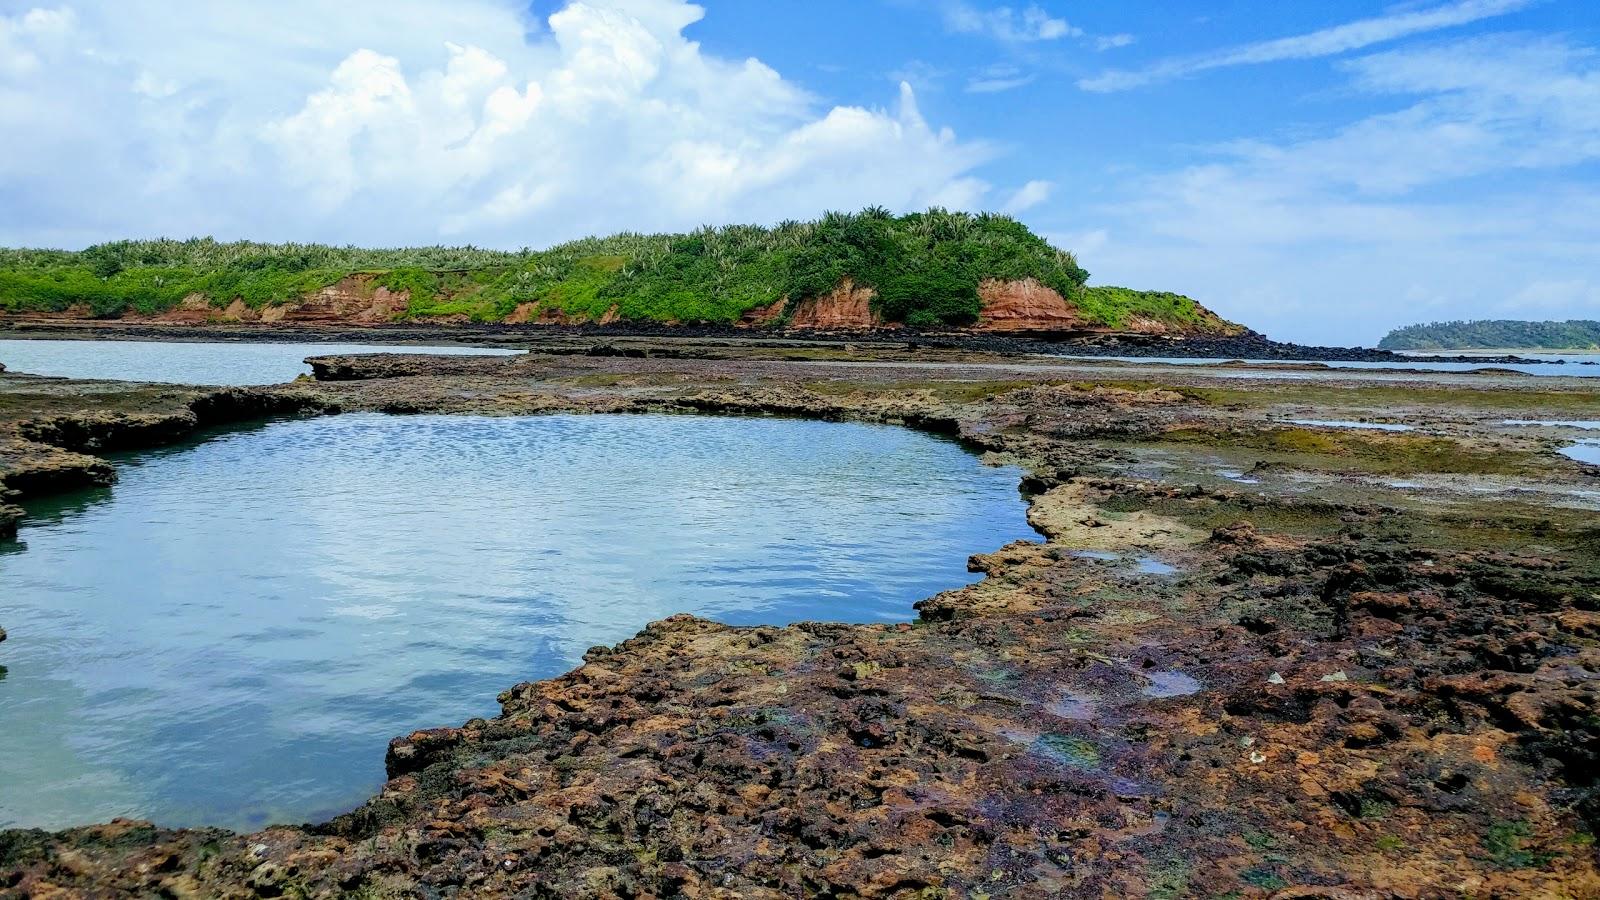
1380 319 1600 352
0 209 1238 335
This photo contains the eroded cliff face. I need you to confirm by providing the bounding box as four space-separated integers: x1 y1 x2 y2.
787 278 882 330
973 277 1088 332
121 276 412 326
2 275 1241 337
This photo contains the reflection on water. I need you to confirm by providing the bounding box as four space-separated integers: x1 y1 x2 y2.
0 413 1033 831
0 339 520 385
1504 420 1600 430
1563 442 1600 465
1284 419 1414 432
1053 354 1600 377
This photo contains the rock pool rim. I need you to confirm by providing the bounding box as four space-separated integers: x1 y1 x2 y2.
1 412 1036 832
4 348 1597 897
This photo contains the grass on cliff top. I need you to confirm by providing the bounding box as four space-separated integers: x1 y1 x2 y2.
0 209 1216 331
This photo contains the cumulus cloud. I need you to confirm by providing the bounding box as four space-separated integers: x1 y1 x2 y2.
1079 0 1532 92
0 0 996 248
1071 34 1600 345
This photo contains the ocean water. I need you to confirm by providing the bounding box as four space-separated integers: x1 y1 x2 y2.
0 338 521 385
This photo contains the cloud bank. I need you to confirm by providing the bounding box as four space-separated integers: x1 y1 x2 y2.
1079 0 1532 92
0 0 994 249
1072 34 1600 345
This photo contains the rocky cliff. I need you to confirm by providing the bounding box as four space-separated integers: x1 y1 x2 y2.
2 276 1242 338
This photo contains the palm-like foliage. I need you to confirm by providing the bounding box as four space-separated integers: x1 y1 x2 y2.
0 208 1166 327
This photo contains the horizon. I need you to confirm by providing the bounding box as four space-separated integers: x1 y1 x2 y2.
3 1 1598 345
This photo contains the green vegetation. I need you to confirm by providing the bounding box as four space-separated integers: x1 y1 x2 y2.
0 209 1215 331
1157 426 1542 476
1077 285 1218 330
1483 820 1557 869
1379 319 1600 351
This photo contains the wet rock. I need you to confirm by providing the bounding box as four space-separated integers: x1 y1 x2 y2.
3 339 1599 897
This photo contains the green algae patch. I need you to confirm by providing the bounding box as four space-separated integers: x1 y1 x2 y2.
803 378 1043 404
1158 426 1541 475
1484 820 1559 870
1032 733 1102 769
1189 383 1600 418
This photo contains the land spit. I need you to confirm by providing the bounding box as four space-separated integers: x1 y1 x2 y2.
1 337 1597 898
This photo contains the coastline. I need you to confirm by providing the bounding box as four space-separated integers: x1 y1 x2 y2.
2 341 1598 896
0 317 1569 366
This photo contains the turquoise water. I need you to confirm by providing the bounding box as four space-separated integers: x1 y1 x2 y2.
0 339 520 385
0 413 1033 831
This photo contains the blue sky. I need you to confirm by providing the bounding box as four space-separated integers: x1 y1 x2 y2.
2 1 1597 343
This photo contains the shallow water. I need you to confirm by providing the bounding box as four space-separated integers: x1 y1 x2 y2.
1563 442 1600 465
1141 671 1201 698
1055 354 1600 378
0 413 1034 830
1504 420 1600 430
0 338 520 385
1285 419 1414 432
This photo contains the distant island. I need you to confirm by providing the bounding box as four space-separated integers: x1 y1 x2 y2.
0 208 1240 336
1379 319 1600 351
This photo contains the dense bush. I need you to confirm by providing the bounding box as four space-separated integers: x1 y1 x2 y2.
0 210 1229 331
1379 320 1600 351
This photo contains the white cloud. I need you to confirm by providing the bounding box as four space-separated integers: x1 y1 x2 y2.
1079 0 1532 92
941 2 1079 43
0 0 996 249
1069 35 1600 345
1094 34 1135 52
1001 179 1052 214
965 64 1033 93
966 74 1033 93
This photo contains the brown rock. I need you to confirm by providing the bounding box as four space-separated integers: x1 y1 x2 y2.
975 278 1087 332
788 278 879 329
737 297 788 328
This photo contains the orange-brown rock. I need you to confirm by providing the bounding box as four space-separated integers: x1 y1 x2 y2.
153 293 213 324
275 276 409 324
737 297 788 328
787 278 881 329
975 278 1087 332
218 298 260 323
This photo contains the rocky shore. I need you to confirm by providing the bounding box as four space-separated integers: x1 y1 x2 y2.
0 318 1566 366
1 342 1598 897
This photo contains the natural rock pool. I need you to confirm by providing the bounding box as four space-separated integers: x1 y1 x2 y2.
0 413 1033 831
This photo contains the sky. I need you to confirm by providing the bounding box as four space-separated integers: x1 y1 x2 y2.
1 1 1597 345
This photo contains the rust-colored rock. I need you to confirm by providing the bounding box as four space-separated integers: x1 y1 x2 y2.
787 278 880 329
153 293 213 324
975 277 1088 332
737 297 788 328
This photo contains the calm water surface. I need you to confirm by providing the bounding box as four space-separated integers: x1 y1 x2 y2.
0 338 520 385
1564 442 1600 465
0 413 1033 831
1057 353 1600 377
6 339 1600 386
